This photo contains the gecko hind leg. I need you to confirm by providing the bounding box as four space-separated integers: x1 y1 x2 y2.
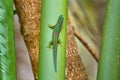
57 39 62 47
47 40 53 49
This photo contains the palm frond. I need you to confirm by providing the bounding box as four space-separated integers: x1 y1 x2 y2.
0 1 16 80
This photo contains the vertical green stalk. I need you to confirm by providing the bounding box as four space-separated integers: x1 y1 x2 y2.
38 0 68 80
97 0 120 80
0 1 16 80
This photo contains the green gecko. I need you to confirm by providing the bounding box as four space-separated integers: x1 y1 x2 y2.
48 15 64 72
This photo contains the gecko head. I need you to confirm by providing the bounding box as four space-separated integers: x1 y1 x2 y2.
59 15 64 21
58 15 64 25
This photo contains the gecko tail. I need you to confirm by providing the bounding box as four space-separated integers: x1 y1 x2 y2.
53 52 57 72
53 46 57 72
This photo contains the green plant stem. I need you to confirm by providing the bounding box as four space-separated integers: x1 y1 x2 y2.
38 0 68 80
97 0 120 80
0 1 16 80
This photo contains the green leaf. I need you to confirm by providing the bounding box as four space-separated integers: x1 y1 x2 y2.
97 0 120 80
0 1 16 80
